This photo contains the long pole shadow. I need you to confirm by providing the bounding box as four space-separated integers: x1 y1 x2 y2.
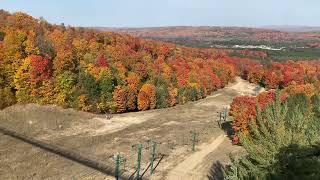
0 125 129 179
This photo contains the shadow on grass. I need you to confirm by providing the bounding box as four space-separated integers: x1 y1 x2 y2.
207 161 228 180
0 125 126 179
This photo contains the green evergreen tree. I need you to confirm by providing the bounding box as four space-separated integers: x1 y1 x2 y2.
81 72 99 100
225 91 320 180
156 84 169 109
311 94 320 119
98 70 115 102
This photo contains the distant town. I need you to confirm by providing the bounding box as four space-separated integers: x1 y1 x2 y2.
210 44 286 51
232 45 285 51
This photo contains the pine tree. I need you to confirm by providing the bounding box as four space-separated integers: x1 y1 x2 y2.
225 91 320 179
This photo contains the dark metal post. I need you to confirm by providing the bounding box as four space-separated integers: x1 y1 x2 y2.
136 144 142 180
192 132 197 151
150 141 157 175
115 154 120 180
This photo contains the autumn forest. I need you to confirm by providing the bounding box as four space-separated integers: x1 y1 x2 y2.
0 10 237 112
1 8 320 179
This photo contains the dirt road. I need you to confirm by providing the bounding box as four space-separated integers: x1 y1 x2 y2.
157 77 263 180
165 135 226 180
0 77 262 179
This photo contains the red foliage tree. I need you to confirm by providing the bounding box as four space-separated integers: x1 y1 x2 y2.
229 96 257 136
96 54 108 67
263 71 283 89
257 91 275 110
29 55 51 85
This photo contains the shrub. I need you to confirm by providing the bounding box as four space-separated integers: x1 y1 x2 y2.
0 88 16 109
77 95 92 112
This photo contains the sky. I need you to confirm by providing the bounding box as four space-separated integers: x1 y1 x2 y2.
1 0 319 27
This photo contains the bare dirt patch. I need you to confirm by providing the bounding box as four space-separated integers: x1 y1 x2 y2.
163 121 181 126
93 112 160 135
0 77 261 179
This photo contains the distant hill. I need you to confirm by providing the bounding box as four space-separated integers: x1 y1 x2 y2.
97 26 320 49
95 26 320 61
260 25 320 32
96 26 278 39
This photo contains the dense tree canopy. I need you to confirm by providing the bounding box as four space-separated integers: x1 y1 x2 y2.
0 11 240 112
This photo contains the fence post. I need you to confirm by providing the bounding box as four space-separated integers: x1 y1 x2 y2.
192 132 198 152
224 107 228 121
218 112 222 128
136 144 142 180
114 154 120 180
150 140 157 175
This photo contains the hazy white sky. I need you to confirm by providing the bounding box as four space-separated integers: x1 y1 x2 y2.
1 0 319 27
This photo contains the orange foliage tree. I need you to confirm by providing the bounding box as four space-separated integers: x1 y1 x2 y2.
138 84 156 110
284 83 316 97
112 86 128 113
229 96 257 136
126 86 137 111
